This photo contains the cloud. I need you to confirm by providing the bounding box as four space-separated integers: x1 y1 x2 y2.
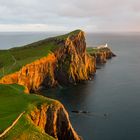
0 0 139 32
0 24 69 32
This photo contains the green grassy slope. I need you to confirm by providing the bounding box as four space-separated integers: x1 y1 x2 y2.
0 84 55 140
86 47 99 54
86 46 112 54
0 30 82 78
0 41 58 78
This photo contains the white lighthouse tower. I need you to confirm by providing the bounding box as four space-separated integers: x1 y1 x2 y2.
105 43 108 48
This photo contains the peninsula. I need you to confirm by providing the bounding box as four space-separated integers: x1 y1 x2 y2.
0 30 115 140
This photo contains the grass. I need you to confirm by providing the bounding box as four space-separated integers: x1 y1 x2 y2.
0 42 58 78
86 47 111 55
86 47 99 54
0 84 55 140
3 115 55 140
0 30 82 78
55 29 82 40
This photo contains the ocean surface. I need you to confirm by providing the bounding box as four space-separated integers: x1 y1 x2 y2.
0 32 140 140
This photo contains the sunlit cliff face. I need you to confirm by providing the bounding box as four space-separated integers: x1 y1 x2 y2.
0 31 96 93
27 100 81 140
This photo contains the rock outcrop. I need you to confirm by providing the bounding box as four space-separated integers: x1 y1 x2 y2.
0 30 96 93
88 47 116 64
28 100 81 140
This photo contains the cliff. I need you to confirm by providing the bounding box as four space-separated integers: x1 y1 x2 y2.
28 101 81 140
87 46 116 64
0 30 96 93
0 84 81 140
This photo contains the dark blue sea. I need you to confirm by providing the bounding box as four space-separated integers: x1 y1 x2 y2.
0 32 140 140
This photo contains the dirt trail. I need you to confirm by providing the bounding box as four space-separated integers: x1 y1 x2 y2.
0 111 25 138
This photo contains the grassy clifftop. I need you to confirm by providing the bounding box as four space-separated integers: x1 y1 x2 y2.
0 84 55 140
0 30 82 78
87 46 116 64
0 83 81 140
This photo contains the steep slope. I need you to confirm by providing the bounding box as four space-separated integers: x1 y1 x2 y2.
0 84 81 140
87 46 116 64
0 30 96 93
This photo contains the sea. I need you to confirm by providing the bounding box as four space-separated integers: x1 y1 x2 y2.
0 31 140 140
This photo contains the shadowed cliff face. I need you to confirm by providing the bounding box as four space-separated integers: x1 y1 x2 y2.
28 101 81 140
54 31 95 84
0 31 96 93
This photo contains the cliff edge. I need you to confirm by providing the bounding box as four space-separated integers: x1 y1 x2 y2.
87 45 116 64
0 84 81 140
0 30 96 93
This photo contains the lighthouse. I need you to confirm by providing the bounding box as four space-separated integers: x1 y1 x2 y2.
105 43 108 48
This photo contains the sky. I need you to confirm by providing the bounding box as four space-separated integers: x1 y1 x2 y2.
0 0 139 32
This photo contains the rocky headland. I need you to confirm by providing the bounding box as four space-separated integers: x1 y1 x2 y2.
0 30 115 140
87 45 116 64
0 30 96 93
